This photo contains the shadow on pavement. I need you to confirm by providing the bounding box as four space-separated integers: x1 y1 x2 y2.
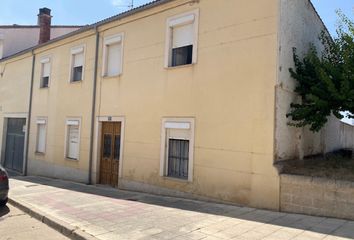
0 205 10 217
6 169 22 177
10 175 353 239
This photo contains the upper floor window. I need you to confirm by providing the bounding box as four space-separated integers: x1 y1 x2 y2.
40 57 51 88
103 34 123 77
70 46 85 82
165 9 199 68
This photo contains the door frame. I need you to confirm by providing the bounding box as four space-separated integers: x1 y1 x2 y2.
93 116 125 186
1 113 28 174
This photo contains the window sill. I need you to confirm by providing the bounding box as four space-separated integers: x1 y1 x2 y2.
102 74 122 79
39 87 49 89
35 151 45 156
165 63 195 70
163 176 191 183
65 157 79 162
69 80 83 84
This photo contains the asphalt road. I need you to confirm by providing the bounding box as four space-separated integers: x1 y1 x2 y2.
0 204 68 240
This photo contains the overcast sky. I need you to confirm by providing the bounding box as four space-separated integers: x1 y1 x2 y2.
0 0 353 35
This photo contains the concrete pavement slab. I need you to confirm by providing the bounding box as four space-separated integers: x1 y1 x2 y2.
0 204 70 240
8 176 354 240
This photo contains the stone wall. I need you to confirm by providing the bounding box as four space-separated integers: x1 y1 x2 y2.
281 174 354 220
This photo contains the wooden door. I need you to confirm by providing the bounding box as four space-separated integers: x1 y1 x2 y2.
99 122 121 187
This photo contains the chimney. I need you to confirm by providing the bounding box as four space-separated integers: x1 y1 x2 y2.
38 8 52 44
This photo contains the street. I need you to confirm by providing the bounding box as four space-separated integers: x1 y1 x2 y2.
0 204 68 240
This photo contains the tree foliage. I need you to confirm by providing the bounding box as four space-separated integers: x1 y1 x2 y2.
287 12 354 132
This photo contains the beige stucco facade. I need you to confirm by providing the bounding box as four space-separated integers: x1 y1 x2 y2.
27 31 96 182
0 53 33 173
91 0 279 209
0 0 347 211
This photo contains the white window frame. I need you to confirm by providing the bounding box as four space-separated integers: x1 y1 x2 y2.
40 56 51 88
35 118 47 154
164 9 199 68
69 45 85 83
102 33 124 77
160 117 195 182
64 117 81 160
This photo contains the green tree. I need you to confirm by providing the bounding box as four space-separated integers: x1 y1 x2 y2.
287 12 354 132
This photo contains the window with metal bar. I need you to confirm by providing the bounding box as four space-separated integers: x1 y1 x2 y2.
167 139 189 179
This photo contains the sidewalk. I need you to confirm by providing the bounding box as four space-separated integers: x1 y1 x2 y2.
8 176 354 240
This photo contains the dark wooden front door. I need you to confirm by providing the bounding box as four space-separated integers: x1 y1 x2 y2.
99 122 121 187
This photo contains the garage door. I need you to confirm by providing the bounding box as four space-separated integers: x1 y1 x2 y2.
4 118 26 173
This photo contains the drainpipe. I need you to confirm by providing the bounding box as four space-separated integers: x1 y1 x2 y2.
88 27 99 184
24 51 36 176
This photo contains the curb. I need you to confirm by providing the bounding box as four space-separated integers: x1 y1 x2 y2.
8 197 97 240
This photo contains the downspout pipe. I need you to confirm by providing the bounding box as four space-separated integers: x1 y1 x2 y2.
24 51 36 176
88 27 100 184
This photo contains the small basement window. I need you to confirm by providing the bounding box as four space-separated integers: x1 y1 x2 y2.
165 10 199 68
167 139 189 179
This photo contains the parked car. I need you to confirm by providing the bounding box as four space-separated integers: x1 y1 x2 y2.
0 164 9 206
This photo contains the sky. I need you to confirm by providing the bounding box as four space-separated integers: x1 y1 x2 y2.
0 0 353 35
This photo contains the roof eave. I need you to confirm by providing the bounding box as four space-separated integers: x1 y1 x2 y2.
0 0 175 63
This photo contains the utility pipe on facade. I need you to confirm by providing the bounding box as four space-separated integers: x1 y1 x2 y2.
24 51 36 176
88 27 100 184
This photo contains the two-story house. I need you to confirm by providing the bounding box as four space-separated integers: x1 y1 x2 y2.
0 0 349 210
